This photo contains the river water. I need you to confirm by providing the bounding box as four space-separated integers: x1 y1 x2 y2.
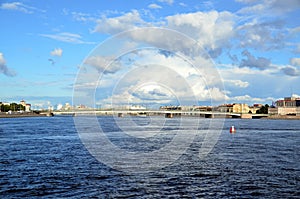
0 116 299 198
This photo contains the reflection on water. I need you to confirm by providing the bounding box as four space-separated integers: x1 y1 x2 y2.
0 116 299 198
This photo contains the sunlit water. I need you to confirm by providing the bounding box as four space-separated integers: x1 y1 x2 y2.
0 116 299 198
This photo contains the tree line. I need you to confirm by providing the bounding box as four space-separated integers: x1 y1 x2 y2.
256 104 269 114
0 103 25 112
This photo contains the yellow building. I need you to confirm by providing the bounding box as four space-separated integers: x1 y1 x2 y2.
20 100 26 107
232 103 250 113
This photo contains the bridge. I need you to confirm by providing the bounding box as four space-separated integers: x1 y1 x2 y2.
53 110 269 119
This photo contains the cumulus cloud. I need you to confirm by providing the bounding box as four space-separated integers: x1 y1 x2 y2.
290 58 300 66
237 20 286 50
166 11 235 50
239 50 271 70
93 10 146 34
230 94 268 103
0 53 16 77
132 87 172 101
84 56 122 74
281 66 300 76
93 10 235 53
50 48 63 57
77 46 226 107
225 79 249 88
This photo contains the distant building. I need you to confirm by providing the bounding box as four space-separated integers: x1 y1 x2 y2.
249 104 263 114
25 104 31 112
268 96 300 116
76 104 87 109
129 105 146 110
20 100 31 112
217 103 261 114
233 103 250 113
160 106 182 111
191 106 212 112
56 104 63 111
217 103 251 113
64 103 72 110
20 100 26 107
217 104 233 112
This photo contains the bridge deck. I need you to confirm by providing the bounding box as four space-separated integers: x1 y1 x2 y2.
53 110 269 118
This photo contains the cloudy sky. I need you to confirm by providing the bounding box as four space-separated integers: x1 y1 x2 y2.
1 0 300 109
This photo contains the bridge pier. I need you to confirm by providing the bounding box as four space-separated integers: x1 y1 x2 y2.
205 114 214 118
118 113 124 117
240 113 252 119
165 113 173 118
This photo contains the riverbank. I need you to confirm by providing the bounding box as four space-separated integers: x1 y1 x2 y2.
265 115 300 120
0 112 51 118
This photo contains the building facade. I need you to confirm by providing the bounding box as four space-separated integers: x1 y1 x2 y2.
269 97 300 116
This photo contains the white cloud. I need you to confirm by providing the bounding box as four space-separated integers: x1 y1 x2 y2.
84 55 122 74
0 53 16 77
292 94 300 98
166 11 235 50
1 2 31 13
158 0 174 5
290 58 300 66
93 10 146 34
225 79 249 88
230 94 266 103
237 0 300 15
40 32 94 44
93 11 235 57
82 48 226 107
93 9 229 50
219 64 276 77
94 10 235 50
88 7 300 106
148 4 162 9
237 20 286 50
0 2 45 14
50 48 63 57
179 3 187 7
71 11 96 22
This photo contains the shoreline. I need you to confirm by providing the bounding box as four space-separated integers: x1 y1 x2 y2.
0 113 50 118
263 115 300 120
1 112 300 120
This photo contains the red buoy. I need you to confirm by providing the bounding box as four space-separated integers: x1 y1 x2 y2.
230 126 236 133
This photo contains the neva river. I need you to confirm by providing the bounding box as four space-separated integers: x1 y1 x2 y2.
0 116 299 198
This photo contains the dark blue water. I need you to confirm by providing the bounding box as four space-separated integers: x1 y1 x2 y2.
0 116 299 198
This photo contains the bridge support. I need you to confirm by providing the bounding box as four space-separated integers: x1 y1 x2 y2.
165 113 173 118
205 114 214 118
240 114 252 119
118 113 124 117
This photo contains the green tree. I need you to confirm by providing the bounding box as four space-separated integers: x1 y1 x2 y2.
10 103 18 111
256 104 269 114
1 105 10 112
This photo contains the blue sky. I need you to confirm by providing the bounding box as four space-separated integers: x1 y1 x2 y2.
0 0 300 109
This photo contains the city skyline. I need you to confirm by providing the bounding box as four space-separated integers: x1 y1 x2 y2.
1 0 300 109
